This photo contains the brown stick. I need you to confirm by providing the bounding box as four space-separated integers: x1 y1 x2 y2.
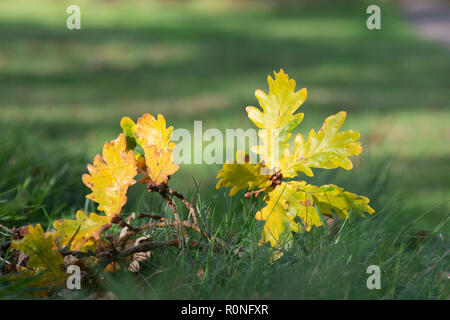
138 213 163 220
117 239 218 260
117 218 201 249
162 194 186 248
94 239 222 266
59 249 95 258
168 188 198 225
244 188 266 198
137 219 201 233
0 224 12 234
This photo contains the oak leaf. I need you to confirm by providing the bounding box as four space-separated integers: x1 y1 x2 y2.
255 181 322 249
129 113 179 185
255 181 374 249
246 69 307 169
11 224 66 287
303 184 375 219
280 111 362 178
52 210 111 251
82 134 137 217
216 150 271 196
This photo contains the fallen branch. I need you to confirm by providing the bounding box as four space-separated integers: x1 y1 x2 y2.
118 239 220 259
97 239 223 266
59 249 96 258
137 219 201 233
138 213 163 220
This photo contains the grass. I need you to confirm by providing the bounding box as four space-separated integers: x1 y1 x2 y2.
0 0 449 299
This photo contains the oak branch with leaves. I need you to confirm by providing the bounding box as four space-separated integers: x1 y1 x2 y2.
7 114 216 294
216 69 374 257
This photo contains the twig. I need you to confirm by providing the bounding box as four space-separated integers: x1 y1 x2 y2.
138 213 163 220
117 218 203 249
244 188 266 198
111 215 140 233
168 188 198 225
137 219 201 233
0 256 12 265
244 172 282 198
0 224 12 234
164 196 188 246
148 183 187 248
115 239 220 261
59 249 96 258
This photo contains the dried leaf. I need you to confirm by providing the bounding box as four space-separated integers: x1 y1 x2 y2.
128 237 150 273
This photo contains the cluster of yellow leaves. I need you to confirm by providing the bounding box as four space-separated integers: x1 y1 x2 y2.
256 181 373 249
217 69 374 253
12 114 179 290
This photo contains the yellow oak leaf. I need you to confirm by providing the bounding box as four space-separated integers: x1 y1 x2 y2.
82 133 137 217
255 187 298 249
141 145 179 185
255 180 373 250
302 183 375 219
134 113 176 152
255 181 323 248
246 69 307 169
52 210 111 251
11 224 66 287
280 111 362 178
133 113 179 185
216 150 271 196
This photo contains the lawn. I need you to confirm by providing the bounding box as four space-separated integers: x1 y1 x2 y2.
0 0 448 299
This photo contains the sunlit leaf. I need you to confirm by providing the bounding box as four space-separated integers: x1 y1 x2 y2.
216 150 271 196
134 113 179 185
134 113 176 152
256 180 374 250
82 133 137 217
303 183 375 219
256 181 322 249
140 145 179 185
246 69 307 169
280 111 362 177
52 210 111 251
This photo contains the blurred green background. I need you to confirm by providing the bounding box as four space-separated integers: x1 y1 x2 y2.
0 0 449 231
